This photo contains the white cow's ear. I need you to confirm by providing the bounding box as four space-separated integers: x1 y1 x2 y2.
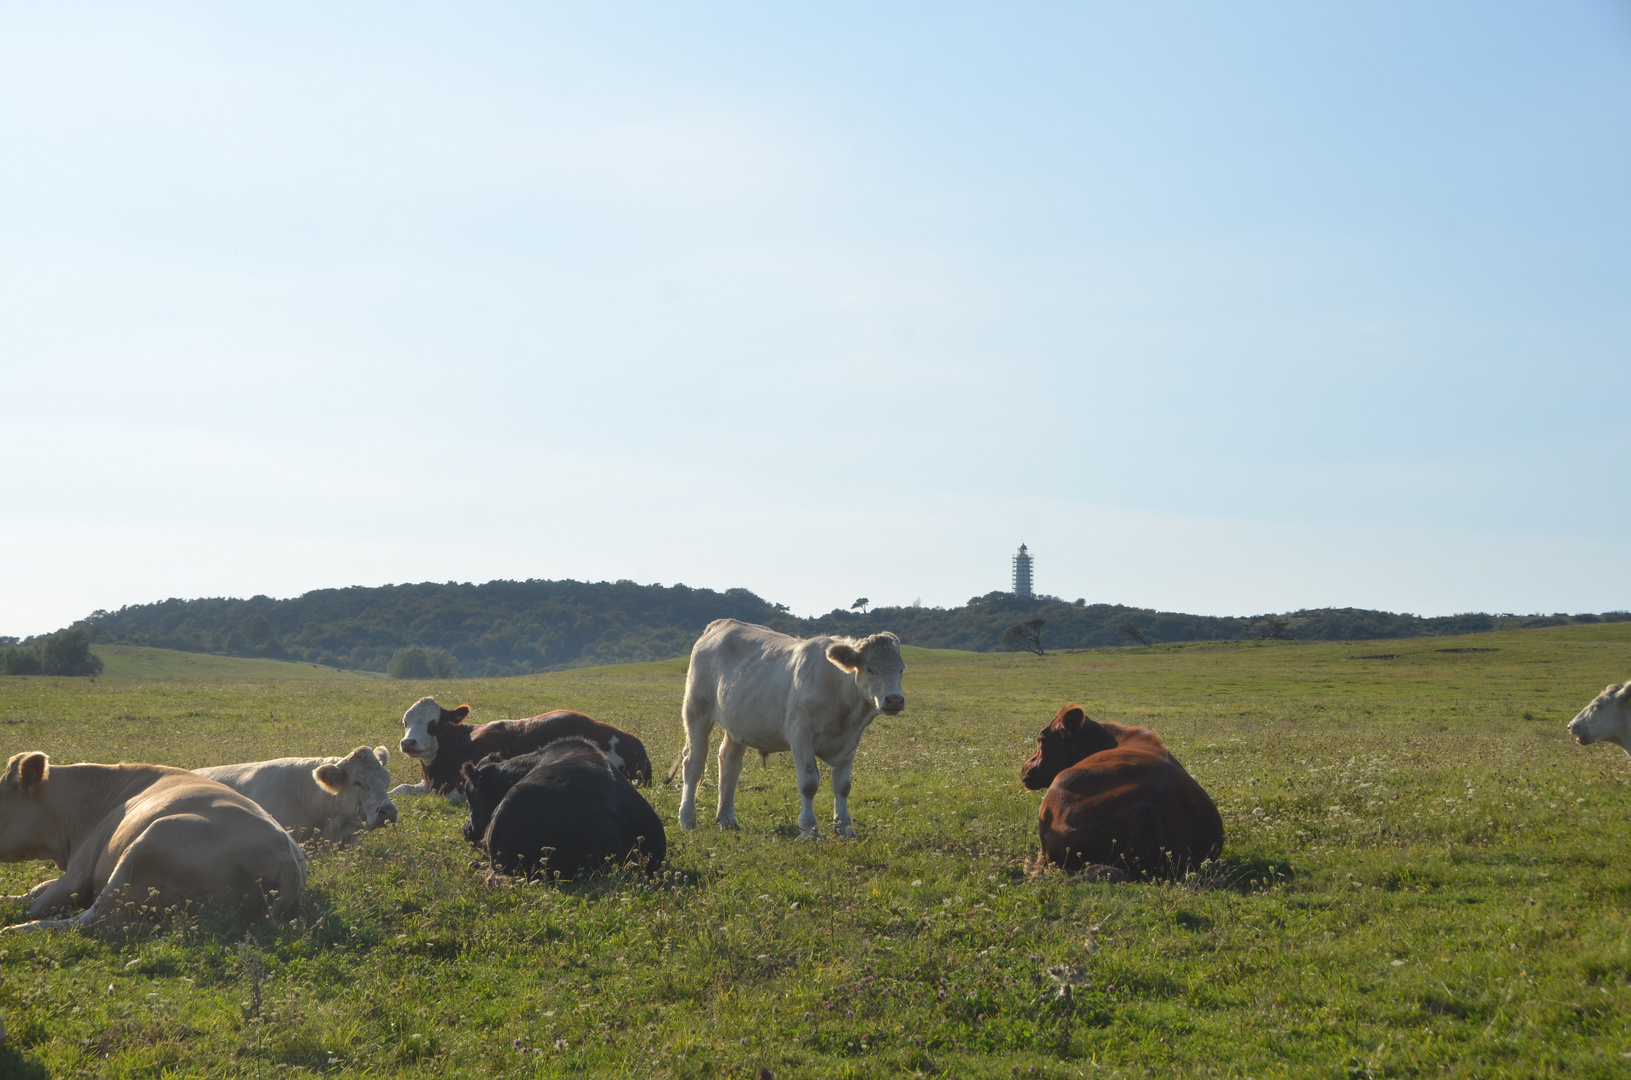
827 643 863 671
7 751 48 787
313 763 346 794
374 746 390 766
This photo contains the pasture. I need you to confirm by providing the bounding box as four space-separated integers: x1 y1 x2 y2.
0 625 1628 1078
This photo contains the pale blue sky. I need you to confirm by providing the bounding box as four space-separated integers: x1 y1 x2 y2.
3 3 1628 636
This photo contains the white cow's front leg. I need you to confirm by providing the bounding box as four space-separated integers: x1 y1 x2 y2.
789 742 822 838
389 782 429 797
715 734 747 829
830 753 858 837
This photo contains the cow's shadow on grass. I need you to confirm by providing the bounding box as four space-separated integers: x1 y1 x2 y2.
0 1043 49 1080
1168 853 1296 894
1055 853 1297 894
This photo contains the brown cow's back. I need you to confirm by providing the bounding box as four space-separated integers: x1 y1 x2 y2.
419 711 652 792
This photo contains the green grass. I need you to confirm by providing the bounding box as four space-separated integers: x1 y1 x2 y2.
90 646 383 683
2 624 1629 1077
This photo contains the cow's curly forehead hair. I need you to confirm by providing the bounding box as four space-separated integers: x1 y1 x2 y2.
858 632 904 665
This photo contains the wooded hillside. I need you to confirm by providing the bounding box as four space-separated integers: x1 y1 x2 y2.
26 579 1624 677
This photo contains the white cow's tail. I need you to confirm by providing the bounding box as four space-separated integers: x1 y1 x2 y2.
664 745 686 786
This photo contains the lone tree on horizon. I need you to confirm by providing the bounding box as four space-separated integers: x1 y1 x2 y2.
851 597 870 614
1002 618 1046 656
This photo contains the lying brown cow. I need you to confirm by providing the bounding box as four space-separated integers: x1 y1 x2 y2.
1020 705 1223 878
390 697 653 796
0 752 307 932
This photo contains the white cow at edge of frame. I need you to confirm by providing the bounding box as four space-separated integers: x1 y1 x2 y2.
675 618 907 838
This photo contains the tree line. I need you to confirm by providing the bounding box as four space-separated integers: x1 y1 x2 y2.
9 578 1626 678
0 628 105 676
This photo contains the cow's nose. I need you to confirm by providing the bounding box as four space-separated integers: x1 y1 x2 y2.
883 695 906 713
378 802 399 825
400 739 417 753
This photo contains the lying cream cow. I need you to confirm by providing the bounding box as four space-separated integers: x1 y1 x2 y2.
1567 682 1631 755
0 752 306 933
195 746 397 845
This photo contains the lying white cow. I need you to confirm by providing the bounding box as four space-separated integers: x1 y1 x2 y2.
195 746 397 845
676 619 906 837
1568 682 1631 755
0 752 307 933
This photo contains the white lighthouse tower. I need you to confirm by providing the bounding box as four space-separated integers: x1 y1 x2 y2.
1012 543 1033 599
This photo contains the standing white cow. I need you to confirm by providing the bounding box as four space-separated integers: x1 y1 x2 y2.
676 619 906 837
1567 682 1631 755
195 747 397 845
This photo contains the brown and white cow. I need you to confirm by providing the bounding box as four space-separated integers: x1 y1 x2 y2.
1567 682 1631 755
676 619 907 837
0 752 307 933
194 746 397 845
390 697 652 796
1021 705 1224 878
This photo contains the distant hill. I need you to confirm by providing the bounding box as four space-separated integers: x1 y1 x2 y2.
17 578 1626 677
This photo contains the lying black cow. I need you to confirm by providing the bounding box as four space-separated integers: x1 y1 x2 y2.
460 737 666 878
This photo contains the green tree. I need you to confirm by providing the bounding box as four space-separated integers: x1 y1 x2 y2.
1 646 42 675
387 645 459 680
40 628 104 676
244 614 274 648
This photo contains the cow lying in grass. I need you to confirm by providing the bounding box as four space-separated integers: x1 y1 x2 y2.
0 752 306 933
1568 682 1631 755
459 737 666 879
391 697 653 796
675 619 907 837
1021 705 1224 878
195 746 397 845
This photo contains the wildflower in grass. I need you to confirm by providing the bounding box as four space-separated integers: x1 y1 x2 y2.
1046 965 1089 998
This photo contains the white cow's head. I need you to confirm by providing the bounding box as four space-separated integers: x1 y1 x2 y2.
0 752 51 859
313 746 399 828
398 697 470 762
826 632 907 715
1567 683 1631 755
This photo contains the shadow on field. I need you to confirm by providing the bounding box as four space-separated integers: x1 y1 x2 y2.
0 1043 48 1080
1178 853 1296 894
1052 853 1297 893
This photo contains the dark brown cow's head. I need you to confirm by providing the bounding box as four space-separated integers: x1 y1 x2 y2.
1020 704 1120 790
398 697 472 762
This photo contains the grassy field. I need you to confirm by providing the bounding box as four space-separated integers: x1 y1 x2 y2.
90 646 383 683
0 625 1628 1077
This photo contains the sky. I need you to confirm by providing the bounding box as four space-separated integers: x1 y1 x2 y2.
2 2 1628 637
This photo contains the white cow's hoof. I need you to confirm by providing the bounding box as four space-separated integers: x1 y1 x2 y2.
718 817 740 831
834 823 859 839
798 826 820 840
678 808 698 830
